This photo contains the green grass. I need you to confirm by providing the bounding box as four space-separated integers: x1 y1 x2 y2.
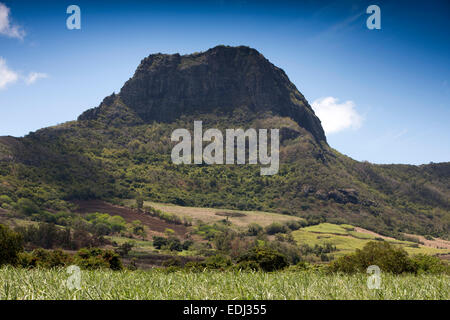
0 267 448 300
302 223 356 235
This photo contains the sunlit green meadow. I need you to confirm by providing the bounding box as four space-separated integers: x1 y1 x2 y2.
0 266 448 300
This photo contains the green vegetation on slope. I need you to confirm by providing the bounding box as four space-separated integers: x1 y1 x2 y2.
0 115 448 240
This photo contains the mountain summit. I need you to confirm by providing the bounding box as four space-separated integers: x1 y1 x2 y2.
79 45 326 142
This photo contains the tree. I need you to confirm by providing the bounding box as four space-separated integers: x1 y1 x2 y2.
265 222 287 235
115 241 135 257
329 241 416 274
136 194 144 212
0 224 23 266
247 223 263 236
132 220 146 240
237 246 288 272
16 198 39 215
152 236 168 249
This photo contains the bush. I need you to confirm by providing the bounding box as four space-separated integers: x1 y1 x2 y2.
152 236 168 249
233 260 261 271
0 195 12 205
0 224 23 266
16 198 39 215
183 254 233 271
204 254 232 270
284 220 303 231
152 236 185 251
85 213 126 235
329 241 416 274
265 222 288 235
75 248 123 270
15 223 95 250
213 230 236 252
162 257 183 268
136 195 144 212
268 241 302 265
18 248 73 268
247 223 263 236
115 241 135 257
182 240 193 250
167 238 183 251
411 254 449 274
237 246 288 272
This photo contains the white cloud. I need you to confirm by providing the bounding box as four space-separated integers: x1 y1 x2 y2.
0 57 48 89
0 2 25 40
0 57 18 89
311 97 363 134
25 72 48 85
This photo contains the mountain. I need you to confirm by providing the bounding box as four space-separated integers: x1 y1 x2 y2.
0 45 449 239
78 46 326 142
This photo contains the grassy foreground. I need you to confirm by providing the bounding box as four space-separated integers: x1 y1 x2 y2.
0 267 448 300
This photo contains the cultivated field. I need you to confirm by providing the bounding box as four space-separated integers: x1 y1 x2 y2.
292 223 450 257
71 201 450 260
0 267 448 300
140 201 305 228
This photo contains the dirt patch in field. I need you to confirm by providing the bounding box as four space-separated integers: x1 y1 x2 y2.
354 227 450 250
353 227 396 241
147 201 304 228
403 233 450 250
72 200 188 238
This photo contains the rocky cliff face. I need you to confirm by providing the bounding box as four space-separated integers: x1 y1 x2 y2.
79 45 326 142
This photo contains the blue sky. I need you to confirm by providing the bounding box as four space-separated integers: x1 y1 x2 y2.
0 0 449 164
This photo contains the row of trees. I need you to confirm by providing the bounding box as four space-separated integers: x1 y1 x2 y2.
0 223 122 270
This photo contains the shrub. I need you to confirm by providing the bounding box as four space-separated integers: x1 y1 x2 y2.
233 260 261 271
132 220 146 239
329 241 416 274
213 230 236 252
18 248 73 268
167 238 183 251
0 195 12 205
165 228 175 236
16 198 39 215
136 195 144 212
153 236 168 249
182 240 193 250
284 220 303 231
0 224 23 266
267 240 305 264
293 261 311 271
411 254 449 274
152 236 185 251
115 241 135 257
184 254 233 271
237 246 288 272
162 257 183 267
247 223 263 236
85 213 126 235
265 222 288 235
75 248 123 270
204 254 232 270
15 223 85 250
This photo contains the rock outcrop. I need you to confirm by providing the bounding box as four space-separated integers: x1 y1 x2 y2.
79 45 326 142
